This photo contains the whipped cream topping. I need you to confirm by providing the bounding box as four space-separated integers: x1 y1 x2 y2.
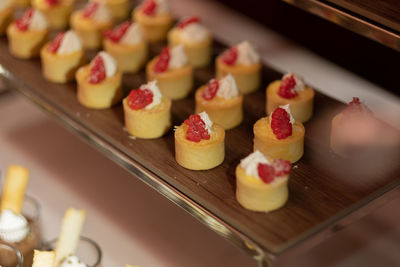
236 41 259 65
280 104 295 124
120 23 142 45
29 9 48 31
97 51 117 77
240 150 270 179
282 73 305 92
216 74 239 99
60 256 87 267
139 80 162 110
57 30 82 55
168 45 188 69
199 111 213 134
0 210 29 243
0 0 11 11
179 22 210 43
89 2 111 23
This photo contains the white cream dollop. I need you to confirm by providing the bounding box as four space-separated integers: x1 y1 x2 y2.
28 9 48 31
216 74 239 99
236 41 260 65
0 0 11 11
120 23 143 45
139 80 162 110
57 30 82 55
60 255 87 267
198 111 213 134
0 210 29 243
168 45 188 70
97 51 117 77
282 73 305 92
179 22 210 43
280 104 295 125
240 150 270 179
89 2 111 23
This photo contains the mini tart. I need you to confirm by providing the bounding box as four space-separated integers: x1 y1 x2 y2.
146 57 193 100
95 0 130 21
12 0 30 8
123 97 171 139
195 85 243 130
32 0 74 29
236 164 288 212
132 8 173 42
168 27 212 68
253 117 305 163
216 55 261 94
266 80 315 123
104 38 148 73
40 43 85 83
6 23 49 59
70 10 113 50
175 123 225 170
76 65 122 109
0 6 13 35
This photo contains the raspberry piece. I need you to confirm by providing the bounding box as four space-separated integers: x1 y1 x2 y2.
45 0 59 6
270 107 292 139
343 97 369 116
154 47 170 73
83 2 99 18
278 74 297 99
104 21 131 43
257 163 275 184
178 16 200 29
221 46 238 65
184 114 210 142
15 8 34 31
202 79 219 100
88 55 106 84
273 159 291 177
128 88 154 110
141 0 156 15
47 32 65 53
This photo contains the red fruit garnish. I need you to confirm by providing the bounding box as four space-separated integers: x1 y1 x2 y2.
221 46 238 65
104 21 131 43
88 55 106 84
47 32 65 53
141 0 156 16
257 163 275 184
273 159 291 177
15 8 34 31
202 79 219 100
45 0 59 6
154 47 170 73
184 114 210 142
178 16 200 29
270 107 292 139
343 97 369 116
278 74 297 99
83 2 99 18
128 88 154 110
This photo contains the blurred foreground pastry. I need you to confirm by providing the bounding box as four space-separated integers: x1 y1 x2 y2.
0 0 13 35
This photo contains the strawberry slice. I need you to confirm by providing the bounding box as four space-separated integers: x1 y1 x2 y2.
45 0 59 6
202 79 219 100
88 55 106 84
15 8 34 31
141 0 156 16
104 21 131 43
128 88 154 110
221 46 238 66
47 32 65 53
270 107 292 139
257 163 275 184
83 2 99 18
154 47 170 73
278 74 297 99
273 159 291 177
178 16 200 29
184 114 210 142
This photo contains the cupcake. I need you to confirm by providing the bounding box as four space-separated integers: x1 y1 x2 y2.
175 112 225 170
76 51 122 109
70 1 113 50
216 41 261 94
104 21 148 73
195 74 243 129
92 0 131 21
146 45 193 100
253 104 305 163
132 0 173 42
123 80 171 139
32 0 74 29
266 73 315 123
0 0 13 36
168 16 212 68
236 151 291 212
41 30 85 83
6 8 49 59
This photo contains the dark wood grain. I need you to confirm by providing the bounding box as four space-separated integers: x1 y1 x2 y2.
0 33 399 255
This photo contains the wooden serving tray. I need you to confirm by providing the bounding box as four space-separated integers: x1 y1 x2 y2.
1 34 400 260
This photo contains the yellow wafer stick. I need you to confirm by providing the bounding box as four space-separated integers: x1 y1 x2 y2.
32 250 55 267
0 165 29 214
